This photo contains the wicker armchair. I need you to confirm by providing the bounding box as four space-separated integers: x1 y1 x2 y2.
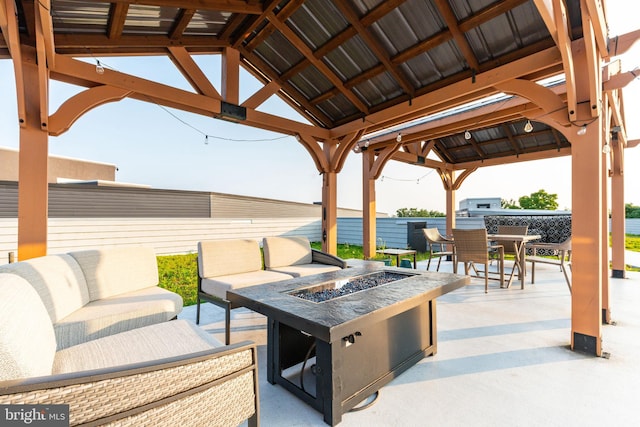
422 228 454 272
452 229 504 293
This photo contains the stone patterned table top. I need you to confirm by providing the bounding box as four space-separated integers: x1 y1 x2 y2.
227 264 469 342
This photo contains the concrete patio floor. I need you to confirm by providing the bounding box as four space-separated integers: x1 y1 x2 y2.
180 260 640 427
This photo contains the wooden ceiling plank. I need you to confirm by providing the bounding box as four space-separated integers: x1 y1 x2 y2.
239 48 333 127
108 2 129 39
169 8 195 39
242 0 301 51
434 0 479 71
167 46 221 98
553 0 577 122
333 1 414 95
90 0 263 15
359 0 406 26
219 11 246 42
460 0 530 32
500 123 522 154
266 11 369 114
54 34 230 50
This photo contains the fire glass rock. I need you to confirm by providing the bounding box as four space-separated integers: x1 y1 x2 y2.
291 271 409 302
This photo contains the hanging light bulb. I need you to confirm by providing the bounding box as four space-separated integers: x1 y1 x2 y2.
464 130 471 140
95 60 105 75
353 145 361 153
364 140 370 147
523 120 533 133
577 125 587 136
602 142 611 154
396 133 402 142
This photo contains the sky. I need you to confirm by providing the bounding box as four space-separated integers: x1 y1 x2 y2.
0 0 639 216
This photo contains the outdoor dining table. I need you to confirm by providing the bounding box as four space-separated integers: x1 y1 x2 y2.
449 233 541 288
487 233 541 288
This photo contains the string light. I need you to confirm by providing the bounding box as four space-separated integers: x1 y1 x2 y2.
577 125 587 136
95 60 105 75
396 133 402 142
602 142 611 154
464 130 471 140
523 120 533 133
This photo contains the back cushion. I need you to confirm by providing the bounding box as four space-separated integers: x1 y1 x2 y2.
0 273 56 381
70 247 159 301
0 254 89 323
263 236 313 268
198 240 263 278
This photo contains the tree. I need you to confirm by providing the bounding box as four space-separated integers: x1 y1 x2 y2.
501 199 521 209
518 189 559 210
396 208 445 217
626 203 640 218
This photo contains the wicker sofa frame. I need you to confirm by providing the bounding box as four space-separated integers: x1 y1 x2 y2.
0 341 259 427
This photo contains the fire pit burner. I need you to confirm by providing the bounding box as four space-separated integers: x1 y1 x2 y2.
288 271 412 302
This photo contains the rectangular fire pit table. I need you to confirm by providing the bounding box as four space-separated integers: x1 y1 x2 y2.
227 264 468 425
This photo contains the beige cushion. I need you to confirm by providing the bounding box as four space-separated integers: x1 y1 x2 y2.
0 254 89 323
263 236 312 269
0 273 57 381
201 270 292 299
54 287 184 350
266 263 342 278
70 247 159 300
53 320 222 374
198 239 263 278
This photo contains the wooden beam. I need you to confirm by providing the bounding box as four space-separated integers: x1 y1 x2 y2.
331 46 563 139
89 0 263 15
1 0 26 127
533 0 558 44
584 0 608 58
241 81 280 109
333 1 414 96
34 3 49 131
265 11 369 114
434 0 479 71
108 2 129 39
169 8 195 39
167 46 221 98
48 86 132 136
553 0 577 122
580 0 601 117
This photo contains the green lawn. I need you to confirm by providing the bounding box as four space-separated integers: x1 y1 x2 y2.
159 235 640 306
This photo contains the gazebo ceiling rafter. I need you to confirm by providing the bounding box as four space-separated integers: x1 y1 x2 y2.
1 0 638 168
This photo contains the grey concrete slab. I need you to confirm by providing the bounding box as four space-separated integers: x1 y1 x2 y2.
180 263 640 426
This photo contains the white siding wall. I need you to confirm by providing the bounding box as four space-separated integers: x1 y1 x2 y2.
0 218 322 264
2 217 639 265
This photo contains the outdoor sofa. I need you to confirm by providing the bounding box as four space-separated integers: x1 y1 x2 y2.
197 236 346 344
0 272 259 426
0 246 182 350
